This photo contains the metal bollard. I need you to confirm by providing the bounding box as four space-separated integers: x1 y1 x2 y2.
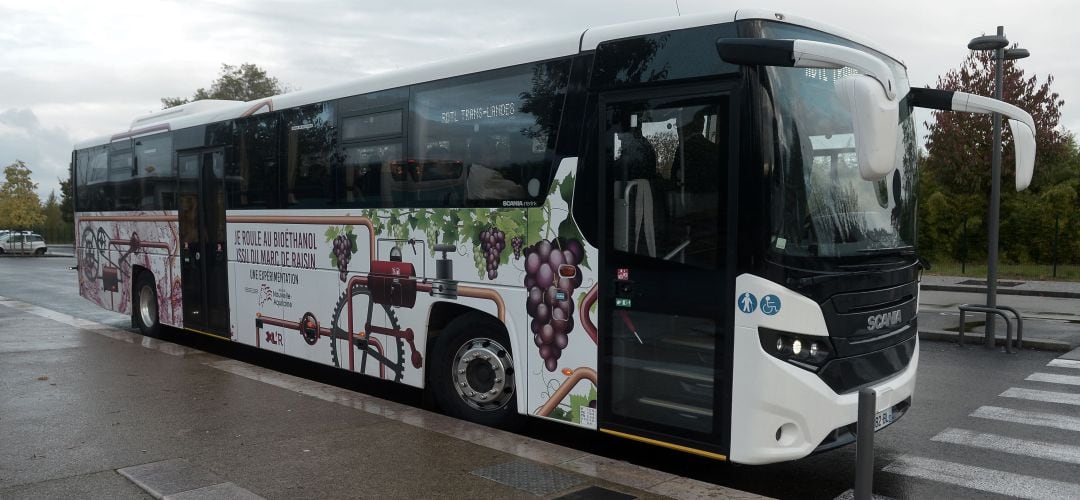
855 388 876 500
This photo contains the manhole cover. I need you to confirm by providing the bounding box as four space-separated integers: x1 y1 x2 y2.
471 460 584 496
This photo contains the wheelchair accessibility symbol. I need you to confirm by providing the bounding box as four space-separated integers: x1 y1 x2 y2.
760 294 781 315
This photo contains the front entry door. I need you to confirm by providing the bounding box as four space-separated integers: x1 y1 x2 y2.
597 87 735 455
179 149 229 336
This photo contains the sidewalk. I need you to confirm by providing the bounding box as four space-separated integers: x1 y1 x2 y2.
0 296 764 500
921 274 1080 299
919 275 1080 352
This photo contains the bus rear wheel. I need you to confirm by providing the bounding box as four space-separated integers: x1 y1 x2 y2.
429 313 520 429
133 272 160 337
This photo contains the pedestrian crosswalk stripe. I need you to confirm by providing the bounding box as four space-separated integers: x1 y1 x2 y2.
932 428 1080 465
882 455 1080 500
1000 387 1080 406
1048 359 1080 370
971 406 1080 433
1027 372 1080 386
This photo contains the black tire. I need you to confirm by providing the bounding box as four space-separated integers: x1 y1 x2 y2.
35 247 46 256
429 312 522 429
133 272 161 337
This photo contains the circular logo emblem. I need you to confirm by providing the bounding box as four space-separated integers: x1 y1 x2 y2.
737 292 757 314
760 294 782 315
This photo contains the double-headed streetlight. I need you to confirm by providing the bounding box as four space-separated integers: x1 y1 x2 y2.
967 26 1029 346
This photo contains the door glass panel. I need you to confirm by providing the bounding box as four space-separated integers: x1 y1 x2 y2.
607 100 725 269
203 151 229 332
601 93 729 441
178 153 203 325
610 311 717 433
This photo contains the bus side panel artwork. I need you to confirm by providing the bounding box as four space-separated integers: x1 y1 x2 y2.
75 211 182 328
525 159 600 429
224 162 600 426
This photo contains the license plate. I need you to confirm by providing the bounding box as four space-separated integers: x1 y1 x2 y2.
873 407 894 431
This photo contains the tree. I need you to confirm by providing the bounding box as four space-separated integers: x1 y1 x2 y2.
59 162 74 223
0 161 46 231
162 63 288 109
923 49 1066 195
919 48 1074 265
41 190 73 243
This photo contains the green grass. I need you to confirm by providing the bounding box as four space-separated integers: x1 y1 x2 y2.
925 259 1080 281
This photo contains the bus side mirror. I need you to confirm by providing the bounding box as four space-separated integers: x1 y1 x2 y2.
835 75 900 182
1009 119 1035 191
908 88 1037 191
716 38 901 182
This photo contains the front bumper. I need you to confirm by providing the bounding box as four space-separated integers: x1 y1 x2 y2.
729 327 919 464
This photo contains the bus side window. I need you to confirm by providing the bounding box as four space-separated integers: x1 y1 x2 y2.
134 133 173 211
228 115 280 209
410 60 569 207
108 140 136 211
340 142 402 208
338 110 404 208
282 104 336 208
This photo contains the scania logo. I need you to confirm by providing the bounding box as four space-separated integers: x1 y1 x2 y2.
867 309 902 331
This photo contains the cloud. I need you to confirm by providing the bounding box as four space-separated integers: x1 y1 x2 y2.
3 0 1077 201
0 108 75 199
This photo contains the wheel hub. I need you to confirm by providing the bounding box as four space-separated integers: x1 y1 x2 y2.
139 284 157 329
452 338 514 411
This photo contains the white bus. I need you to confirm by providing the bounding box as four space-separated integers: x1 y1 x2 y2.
72 10 1035 464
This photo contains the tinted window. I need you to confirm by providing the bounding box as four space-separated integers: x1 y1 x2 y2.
75 149 90 211
109 140 137 210
592 23 739 89
281 104 336 208
228 115 279 209
82 146 109 211
409 60 570 207
342 110 401 141
339 142 402 208
135 133 174 210
338 87 409 114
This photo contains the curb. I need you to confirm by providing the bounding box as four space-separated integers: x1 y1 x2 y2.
921 284 1080 299
919 329 1074 352
0 254 75 259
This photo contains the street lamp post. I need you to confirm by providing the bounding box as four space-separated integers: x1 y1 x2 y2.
968 27 1029 348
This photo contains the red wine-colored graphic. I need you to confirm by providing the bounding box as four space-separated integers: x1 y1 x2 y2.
523 238 584 372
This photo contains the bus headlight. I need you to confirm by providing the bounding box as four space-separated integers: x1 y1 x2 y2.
758 327 833 372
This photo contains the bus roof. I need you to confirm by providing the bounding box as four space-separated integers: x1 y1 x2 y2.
75 9 903 150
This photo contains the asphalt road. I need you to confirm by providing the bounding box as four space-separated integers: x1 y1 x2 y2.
2 256 1078 499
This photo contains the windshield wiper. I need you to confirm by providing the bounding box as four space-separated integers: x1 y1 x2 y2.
856 246 915 256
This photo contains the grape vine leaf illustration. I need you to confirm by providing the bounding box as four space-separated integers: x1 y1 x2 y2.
555 172 589 269
570 386 598 424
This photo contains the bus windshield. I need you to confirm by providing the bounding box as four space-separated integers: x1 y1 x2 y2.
761 23 917 261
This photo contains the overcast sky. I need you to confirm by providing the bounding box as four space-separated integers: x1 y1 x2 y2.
1 0 1076 199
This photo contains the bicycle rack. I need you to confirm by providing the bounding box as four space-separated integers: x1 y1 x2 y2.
957 304 1023 353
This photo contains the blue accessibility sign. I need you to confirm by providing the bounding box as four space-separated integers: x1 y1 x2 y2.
760 294 781 315
738 292 757 314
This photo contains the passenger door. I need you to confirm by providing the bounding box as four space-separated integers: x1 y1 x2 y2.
179 149 230 336
597 86 736 457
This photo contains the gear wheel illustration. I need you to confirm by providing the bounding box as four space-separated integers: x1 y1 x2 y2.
329 282 406 382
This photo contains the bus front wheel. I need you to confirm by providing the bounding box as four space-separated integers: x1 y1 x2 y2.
429 313 521 429
133 272 160 337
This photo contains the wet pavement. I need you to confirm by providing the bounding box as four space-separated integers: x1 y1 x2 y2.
918 286 1080 350
922 274 1080 299
0 297 757 499
3 257 1080 499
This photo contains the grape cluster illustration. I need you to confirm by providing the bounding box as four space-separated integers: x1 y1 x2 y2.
524 238 584 371
479 228 506 280
510 236 524 260
332 234 352 282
